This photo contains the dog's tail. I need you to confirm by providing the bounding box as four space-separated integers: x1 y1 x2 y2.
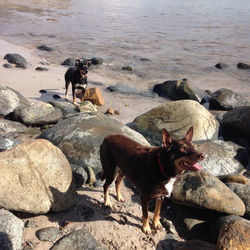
100 141 106 181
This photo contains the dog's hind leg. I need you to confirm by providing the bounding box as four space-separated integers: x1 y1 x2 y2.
141 197 151 234
152 198 163 230
115 172 125 202
103 175 116 207
101 156 117 207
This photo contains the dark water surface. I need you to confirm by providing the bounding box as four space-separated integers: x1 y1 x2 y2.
0 0 250 96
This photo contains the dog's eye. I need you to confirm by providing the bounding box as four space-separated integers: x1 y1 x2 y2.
180 145 187 152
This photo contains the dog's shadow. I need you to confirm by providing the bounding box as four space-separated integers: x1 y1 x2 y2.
29 88 65 103
47 186 142 231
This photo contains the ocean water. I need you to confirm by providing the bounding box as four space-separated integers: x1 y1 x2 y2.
0 0 250 97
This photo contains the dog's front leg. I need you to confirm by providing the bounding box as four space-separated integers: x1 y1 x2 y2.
65 81 70 100
72 86 77 105
141 197 151 234
152 198 163 230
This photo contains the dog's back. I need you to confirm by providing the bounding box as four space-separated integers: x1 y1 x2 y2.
100 134 155 184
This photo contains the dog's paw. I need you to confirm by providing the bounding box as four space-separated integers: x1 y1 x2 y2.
152 221 163 231
104 199 112 208
142 225 151 234
117 195 125 202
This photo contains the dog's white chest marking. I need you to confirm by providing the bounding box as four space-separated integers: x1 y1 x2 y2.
165 177 176 197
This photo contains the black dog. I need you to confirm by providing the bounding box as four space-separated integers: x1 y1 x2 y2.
65 59 91 104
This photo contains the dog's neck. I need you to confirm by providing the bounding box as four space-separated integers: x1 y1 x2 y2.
156 145 176 178
157 152 165 176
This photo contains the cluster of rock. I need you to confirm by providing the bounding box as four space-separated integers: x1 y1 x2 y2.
1 53 250 249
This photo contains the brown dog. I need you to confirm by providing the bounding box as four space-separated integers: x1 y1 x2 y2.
100 127 205 234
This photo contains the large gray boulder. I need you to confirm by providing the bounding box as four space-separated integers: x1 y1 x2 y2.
0 209 24 250
6 86 30 107
172 171 245 216
14 105 63 126
130 100 219 145
226 183 250 219
0 139 75 214
0 85 20 116
209 88 249 110
195 140 245 176
222 106 250 138
216 217 250 250
153 79 208 103
0 119 26 137
0 136 21 152
49 101 78 119
39 113 150 174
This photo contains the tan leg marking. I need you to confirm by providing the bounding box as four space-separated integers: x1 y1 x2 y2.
115 173 125 202
142 216 151 234
152 199 163 230
104 189 112 207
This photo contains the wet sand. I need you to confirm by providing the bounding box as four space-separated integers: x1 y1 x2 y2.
0 38 166 124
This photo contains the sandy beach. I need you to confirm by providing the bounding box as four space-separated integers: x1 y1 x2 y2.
0 38 167 125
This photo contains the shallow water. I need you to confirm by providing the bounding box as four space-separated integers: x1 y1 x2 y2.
0 0 250 97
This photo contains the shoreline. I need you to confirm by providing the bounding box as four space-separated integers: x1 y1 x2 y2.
0 38 166 124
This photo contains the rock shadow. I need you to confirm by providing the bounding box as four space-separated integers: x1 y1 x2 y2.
0 232 13 250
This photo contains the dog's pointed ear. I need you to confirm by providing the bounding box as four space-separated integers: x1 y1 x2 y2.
185 127 193 141
162 128 173 147
75 59 80 66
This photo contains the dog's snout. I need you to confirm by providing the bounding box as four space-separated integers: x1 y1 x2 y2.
199 152 205 161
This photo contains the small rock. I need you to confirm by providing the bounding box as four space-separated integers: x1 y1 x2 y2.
35 67 48 71
83 87 105 106
39 89 47 93
91 57 103 65
105 108 114 115
237 62 250 70
61 58 77 66
51 229 107 250
78 101 97 113
36 227 60 242
2 63 13 68
37 45 54 52
39 61 50 65
53 94 61 99
160 218 176 234
71 164 88 187
215 63 229 69
121 66 133 71
209 88 249 110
